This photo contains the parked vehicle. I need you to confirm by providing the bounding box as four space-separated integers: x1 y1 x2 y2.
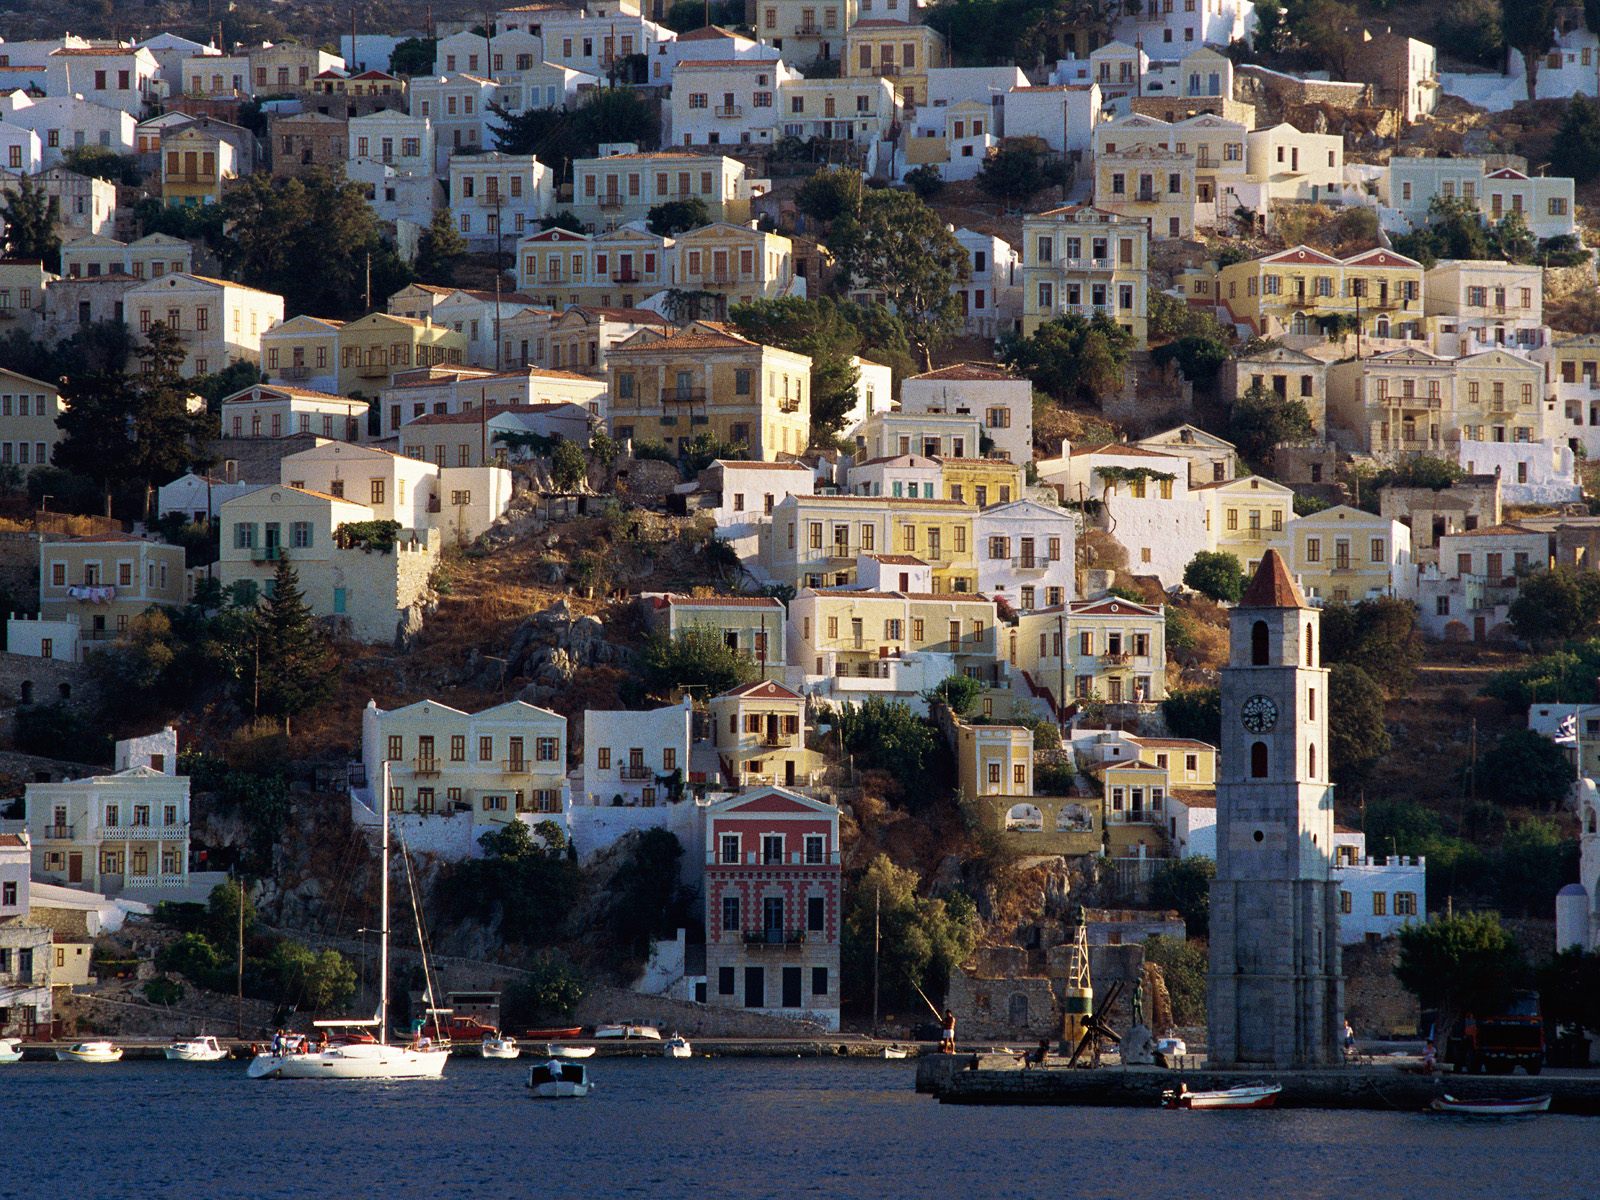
1445 990 1545 1076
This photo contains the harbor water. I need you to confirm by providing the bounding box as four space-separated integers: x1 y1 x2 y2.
1 1055 1592 1199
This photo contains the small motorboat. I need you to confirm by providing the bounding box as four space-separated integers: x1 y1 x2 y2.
1162 1082 1281 1110
545 1043 595 1060
663 1034 692 1059
594 1022 661 1040
524 1026 583 1040
481 1034 520 1060
1429 1093 1552 1116
882 1046 909 1060
165 1036 228 1062
0 1038 22 1063
528 1059 591 1098
56 1041 123 1064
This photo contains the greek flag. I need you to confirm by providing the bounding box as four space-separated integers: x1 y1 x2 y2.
1556 714 1579 745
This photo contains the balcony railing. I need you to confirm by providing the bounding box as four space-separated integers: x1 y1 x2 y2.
502 759 530 775
661 388 706 403
699 271 739 285
714 105 743 118
598 195 625 209
476 192 508 207
278 365 312 381
618 765 655 781
102 823 189 840
165 170 220 184
1100 652 1130 665
536 270 565 283
251 546 285 562
761 734 794 748
355 361 391 378
1011 556 1053 570
795 23 821 34
612 269 642 283
1058 256 1115 271
742 928 807 946
412 756 440 776
43 824 72 840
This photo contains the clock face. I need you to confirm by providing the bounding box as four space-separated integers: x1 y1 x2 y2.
1241 695 1279 734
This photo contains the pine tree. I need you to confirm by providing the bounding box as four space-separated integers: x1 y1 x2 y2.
414 207 468 285
250 556 339 734
1 177 61 270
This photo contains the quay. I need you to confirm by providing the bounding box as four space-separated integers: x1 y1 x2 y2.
15 1036 929 1061
915 1055 1600 1113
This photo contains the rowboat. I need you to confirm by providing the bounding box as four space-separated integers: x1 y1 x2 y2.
524 1026 583 1040
1162 1082 1281 1110
593 1023 661 1040
882 1046 909 1060
544 1043 595 1059
1429 1093 1551 1116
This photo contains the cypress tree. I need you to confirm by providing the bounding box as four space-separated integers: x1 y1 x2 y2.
251 556 339 733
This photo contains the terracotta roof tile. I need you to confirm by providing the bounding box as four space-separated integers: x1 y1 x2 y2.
1239 548 1306 608
908 362 1017 382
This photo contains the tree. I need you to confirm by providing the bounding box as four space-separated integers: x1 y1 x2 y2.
1163 687 1221 744
640 625 759 695
389 37 438 76
1509 567 1600 645
729 297 863 440
1283 0 1360 75
1144 935 1208 1026
247 557 340 733
1502 0 1558 102
1327 662 1390 787
830 698 946 801
1152 332 1231 391
217 171 411 318
501 956 588 1024
904 164 945 201
62 146 141 186
826 190 969 367
1252 0 1286 53
1183 550 1245 603
1149 857 1215 938
795 166 864 225
841 855 981 1009
1480 728 1576 811
647 197 711 236
1536 948 1600 1037
1228 380 1313 465
157 932 229 990
1395 911 1524 1032
1320 597 1424 698
1 177 60 270
414 207 468 284
550 438 588 493
975 141 1069 209
926 673 982 716
999 313 1133 404
206 878 257 949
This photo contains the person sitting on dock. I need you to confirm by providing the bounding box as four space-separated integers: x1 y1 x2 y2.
1023 1037 1051 1068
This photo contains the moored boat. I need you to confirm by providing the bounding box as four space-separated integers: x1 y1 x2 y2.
1429 1093 1551 1116
882 1046 909 1060
545 1043 595 1059
165 1036 228 1062
528 1059 591 1098
1161 1082 1281 1110
594 1022 661 1040
56 1041 122 1064
482 1035 520 1060
663 1034 692 1059
0 1038 22 1063
523 1026 583 1040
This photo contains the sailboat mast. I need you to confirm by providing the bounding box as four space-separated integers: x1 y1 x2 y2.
379 759 390 1045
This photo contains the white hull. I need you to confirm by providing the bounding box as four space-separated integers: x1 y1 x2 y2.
165 1047 229 1062
0 1040 22 1063
482 1040 521 1060
663 1039 692 1059
530 1080 590 1098
247 1044 450 1079
882 1048 909 1060
57 1045 122 1064
547 1045 594 1059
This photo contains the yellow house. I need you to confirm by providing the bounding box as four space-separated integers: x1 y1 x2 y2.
570 151 756 232
937 457 1024 507
40 536 188 645
954 718 1033 799
161 126 236 208
769 494 978 591
842 18 948 108
336 312 466 395
670 223 794 320
707 680 828 789
0 367 64 472
1214 244 1425 340
1020 204 1150 345
260 315 344 390
1094 759 1170 854
1095 146 1195 240
1010 595 1166 713
1288 505 1414 606
647 592 787 681
787 586 999 678
606 321 811 460
1194 474 1295 574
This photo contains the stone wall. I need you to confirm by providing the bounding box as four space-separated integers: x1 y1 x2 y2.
0 650 95 713
1342 937 1418 1038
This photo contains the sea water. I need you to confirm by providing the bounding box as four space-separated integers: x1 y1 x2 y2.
0 1056 1591 1199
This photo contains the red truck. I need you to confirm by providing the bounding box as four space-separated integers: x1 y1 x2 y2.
1445 990 1545 1076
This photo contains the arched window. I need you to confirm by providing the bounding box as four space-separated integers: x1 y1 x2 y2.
1251 620 1269 666
1304 624 1313 667
1308 743 1316 779
1251 741 1269 778
1588 808 1597 835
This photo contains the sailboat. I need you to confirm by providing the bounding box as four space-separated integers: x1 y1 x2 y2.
247 763 451 1081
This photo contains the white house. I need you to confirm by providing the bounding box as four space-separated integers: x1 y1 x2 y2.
0 92 136 165
707 459 815 562
846 453 942 501
447 152 554 250
0 120 41 174
974 499 1077 612
1457 440 1581 507
45 45 161 116
1384 156 1577 241
348 109 435 176
579 696 695 806
950 228 1019 341
668 58 799 148
1333 829 1425 945
900 362 1033 464
1003 82 1102 159
409 73 500 171
157 472 264 522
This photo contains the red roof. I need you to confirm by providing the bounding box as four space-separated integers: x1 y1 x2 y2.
1239 548 1306 609
908 362 1017 382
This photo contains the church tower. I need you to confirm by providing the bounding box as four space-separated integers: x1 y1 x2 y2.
1206 550 1343 1068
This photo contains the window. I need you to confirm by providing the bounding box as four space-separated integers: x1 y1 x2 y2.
762 834 784 864
450 735 465 762
1250 741 1268 777
803 834 825 865
720 833 740 864
813 966 829 996
387 734 403 761
1340 891 1352 914
719 966 735 995
721 894 740 931
807 895 825 932
1373 892 1387 916
479 736 493 762
1395 892 1417 916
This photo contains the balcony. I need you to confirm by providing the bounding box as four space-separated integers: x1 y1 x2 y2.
714 105 743 118
278 365 312 381
618 765 655 781
699 271 739 285
165 171 221 184
742 928 807 947
501 759 530 775
760 734 795 748
43 824 72 840
1229 527 1280 542
476 192 509 207
355 360 391 378
795 23 821 34
1010 556 1053 570
612 269 642 283
250 546 285 562
1100 652 1130 666
661 388 706 403
778 399 802 413
536 271 565 284
412 756 440 777
102 823 189 840
598 195 625 210
1058 256 1116 271
876 64 904 77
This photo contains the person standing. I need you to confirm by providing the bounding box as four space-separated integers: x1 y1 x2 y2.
940 1009 956 1054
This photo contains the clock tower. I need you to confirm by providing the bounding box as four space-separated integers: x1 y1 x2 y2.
1206 549 1343 1068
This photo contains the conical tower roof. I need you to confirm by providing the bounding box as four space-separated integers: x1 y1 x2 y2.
1238 548 1306 608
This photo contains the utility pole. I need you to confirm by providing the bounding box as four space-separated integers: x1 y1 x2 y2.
235 873 244 1038
871 887 881 1040
365 250 373 311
